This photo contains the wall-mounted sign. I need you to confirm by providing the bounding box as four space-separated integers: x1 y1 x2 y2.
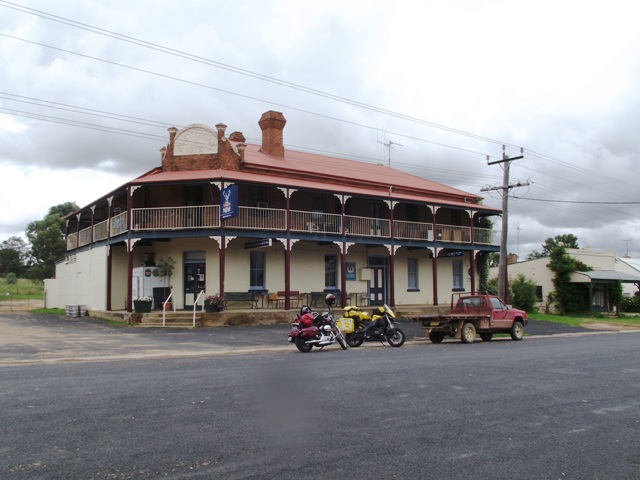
440 250 464 257
220 185 238 219
244 239 272 250
345 262 356 281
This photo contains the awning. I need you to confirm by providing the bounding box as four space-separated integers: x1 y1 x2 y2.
570 270 640 284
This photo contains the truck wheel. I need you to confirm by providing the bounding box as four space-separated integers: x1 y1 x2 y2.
480 333 493 342
461 322 476 344
429 331 445 344
510 321 525 341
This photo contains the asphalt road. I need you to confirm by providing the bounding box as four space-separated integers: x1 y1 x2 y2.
1 313 639 479
0 312 600 365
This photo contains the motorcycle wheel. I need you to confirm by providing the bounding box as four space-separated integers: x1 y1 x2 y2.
386 328 405 347
345 333 364 347
294 337 313 353
334 328 348 350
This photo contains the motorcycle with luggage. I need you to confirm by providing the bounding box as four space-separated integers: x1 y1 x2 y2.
287 294 348 353
340 304 406 348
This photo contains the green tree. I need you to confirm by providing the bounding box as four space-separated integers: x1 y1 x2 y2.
510 274 537 312
0 236 29 277
526 233 579 260
487 252 500 268
476 251 490 292
548 244 591 314
25 202 79 281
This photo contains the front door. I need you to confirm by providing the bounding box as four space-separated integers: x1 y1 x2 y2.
368 256 388 306
184 261 206 308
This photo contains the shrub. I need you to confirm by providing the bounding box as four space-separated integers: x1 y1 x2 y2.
510 274 537 312
621 294 640 313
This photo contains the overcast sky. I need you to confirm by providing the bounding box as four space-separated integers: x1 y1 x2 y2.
1 0 639 259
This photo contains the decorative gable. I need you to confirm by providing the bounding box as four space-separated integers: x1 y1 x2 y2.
173 124 218 155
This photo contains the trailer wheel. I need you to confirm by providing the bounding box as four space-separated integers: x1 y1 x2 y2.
510 320 525 341
480 333 493 342
461 322 476 344
429 331 445 343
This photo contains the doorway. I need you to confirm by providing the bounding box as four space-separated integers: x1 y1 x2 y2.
184 251 206 308
368 256 388 305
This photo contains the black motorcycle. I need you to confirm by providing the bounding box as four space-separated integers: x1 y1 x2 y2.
344 304 405 348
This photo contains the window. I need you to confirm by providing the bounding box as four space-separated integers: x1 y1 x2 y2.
536 286 543 302
452 259 464 291
325 255 337 288
406 204 418 222
312 194 325 212
407 258 419 291
250 251 265 290
249 185 267 207
450 209 461 226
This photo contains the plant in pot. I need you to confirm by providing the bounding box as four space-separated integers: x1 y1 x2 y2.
133 296 153 313
204 294 225 312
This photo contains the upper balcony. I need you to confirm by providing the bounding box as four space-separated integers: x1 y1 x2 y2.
67 205 498 250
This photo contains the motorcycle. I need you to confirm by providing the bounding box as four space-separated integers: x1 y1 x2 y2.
287 294 348 353
343 304 406 348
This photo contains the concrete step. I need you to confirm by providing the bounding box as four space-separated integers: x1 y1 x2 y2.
138 311 204 328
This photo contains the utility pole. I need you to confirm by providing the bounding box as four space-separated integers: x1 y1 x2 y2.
481 146 528 303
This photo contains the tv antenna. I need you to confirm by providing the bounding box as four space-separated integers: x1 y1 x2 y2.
622 239 631 257
378 140 403 167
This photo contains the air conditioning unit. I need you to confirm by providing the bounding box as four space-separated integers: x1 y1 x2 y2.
256 202 268 209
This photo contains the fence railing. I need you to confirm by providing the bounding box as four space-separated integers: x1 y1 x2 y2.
344 215 390 237
223 206 286 231
110 211 128 236
94 219 109 241
68 206 499 247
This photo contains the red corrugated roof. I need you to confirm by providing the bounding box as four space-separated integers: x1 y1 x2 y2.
131 142 498 212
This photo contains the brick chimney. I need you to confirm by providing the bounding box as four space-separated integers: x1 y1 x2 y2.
258 110 286 157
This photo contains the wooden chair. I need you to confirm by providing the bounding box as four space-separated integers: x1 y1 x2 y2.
359 292 370 306
267 292 282 309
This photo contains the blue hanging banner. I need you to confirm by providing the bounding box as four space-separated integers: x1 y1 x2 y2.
220 185 238 219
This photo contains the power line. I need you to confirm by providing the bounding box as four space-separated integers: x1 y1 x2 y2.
512 197 640 204
0 0 519 151
1 1 638 224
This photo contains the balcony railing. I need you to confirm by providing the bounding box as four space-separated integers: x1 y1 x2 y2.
94 219 109 241
68 205 499 249
78 226 93 247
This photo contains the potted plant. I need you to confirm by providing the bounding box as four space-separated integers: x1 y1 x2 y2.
157 256 176 288
156 256 175 309
133 296 153 313
204 294 225 312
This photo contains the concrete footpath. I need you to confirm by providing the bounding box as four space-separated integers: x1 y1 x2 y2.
0 311 634 366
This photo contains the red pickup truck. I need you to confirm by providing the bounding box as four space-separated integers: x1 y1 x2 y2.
416 293 528 344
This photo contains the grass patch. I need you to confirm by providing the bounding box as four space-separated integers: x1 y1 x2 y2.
528 312 640 328
31 308 65 315
0 278 44 301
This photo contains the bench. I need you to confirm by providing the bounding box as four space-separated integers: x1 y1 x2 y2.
310 291 327 308
224 292 260 309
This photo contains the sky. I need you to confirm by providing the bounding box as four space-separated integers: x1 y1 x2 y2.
1 0 639 259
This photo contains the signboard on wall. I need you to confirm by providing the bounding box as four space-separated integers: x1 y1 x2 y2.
345 262 356 281
220 185 238 219
244 239 272 249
